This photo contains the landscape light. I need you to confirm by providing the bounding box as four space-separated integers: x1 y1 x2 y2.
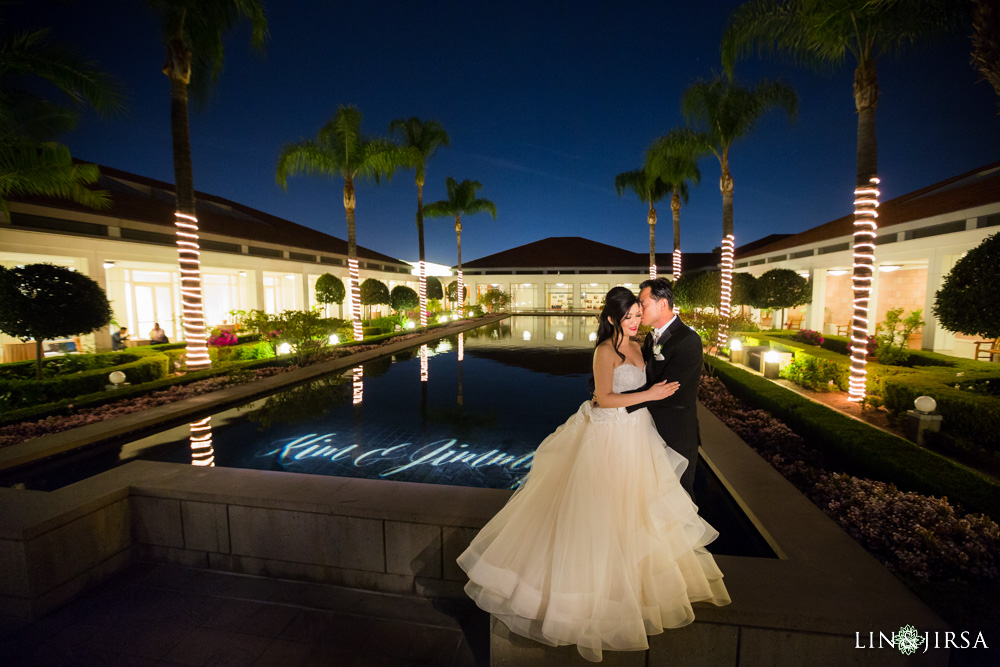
328 334 339 345
914 396 937 413
108 371 126 385
729 338 743 352
405 321 415 330
277 342 292 355
764 350 780 363
849 177 880 402
523 331 531 341
174 211 210 370
589 332 597 342
556 331 564 341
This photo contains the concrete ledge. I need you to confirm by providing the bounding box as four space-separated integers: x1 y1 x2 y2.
0 396 953 664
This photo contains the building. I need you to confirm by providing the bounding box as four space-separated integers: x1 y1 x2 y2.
460 236 719 310
735 162 1000 358
0 164 418 358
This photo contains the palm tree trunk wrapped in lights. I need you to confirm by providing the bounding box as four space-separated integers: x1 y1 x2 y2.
717 234 736 349
849 177 880 401
174 212 210 369
389 117 450 328
721 0 967 400
424 178 497 315
189 416 214 466
648 207 657 280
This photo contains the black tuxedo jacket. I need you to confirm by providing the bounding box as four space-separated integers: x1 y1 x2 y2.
625 316 703 456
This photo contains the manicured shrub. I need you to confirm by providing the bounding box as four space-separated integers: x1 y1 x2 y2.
315 273 346 308
792 329 823 346
780 354 848 391
390 285 419 312
705 357 1000 520
934 232 1000 339
699 373 999 582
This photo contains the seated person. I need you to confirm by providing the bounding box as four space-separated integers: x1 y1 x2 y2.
148 323 169 344
111 327 129 351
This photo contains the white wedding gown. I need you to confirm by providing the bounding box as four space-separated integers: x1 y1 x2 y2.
456 363 731 662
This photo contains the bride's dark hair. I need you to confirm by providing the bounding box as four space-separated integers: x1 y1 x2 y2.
595 286 638 362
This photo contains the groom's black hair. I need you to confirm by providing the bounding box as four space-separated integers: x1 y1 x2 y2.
639 277 675 310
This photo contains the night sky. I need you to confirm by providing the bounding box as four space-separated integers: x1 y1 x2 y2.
13 1 1000 266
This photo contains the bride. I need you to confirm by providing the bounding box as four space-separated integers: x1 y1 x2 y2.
456 286 731 662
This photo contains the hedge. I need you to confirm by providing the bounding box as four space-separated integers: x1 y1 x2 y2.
705 357 1000 519
732 330 1000 451
0 347 170 411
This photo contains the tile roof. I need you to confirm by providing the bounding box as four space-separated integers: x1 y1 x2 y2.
738 162 1000 259
11 163 407 266
462 236 719 272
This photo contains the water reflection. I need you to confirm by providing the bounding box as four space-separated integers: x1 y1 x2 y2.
189 417 215 466
462 316 599 347
352 366 363 405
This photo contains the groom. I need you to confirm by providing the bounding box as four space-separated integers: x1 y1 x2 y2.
627 277 704 499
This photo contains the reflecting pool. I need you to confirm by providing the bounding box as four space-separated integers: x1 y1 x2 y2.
3 316 777 558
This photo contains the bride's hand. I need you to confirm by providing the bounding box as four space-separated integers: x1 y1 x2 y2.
647 380 680 400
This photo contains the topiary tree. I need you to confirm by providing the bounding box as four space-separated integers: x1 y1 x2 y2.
674 271 720 311
754 269 811 324
425 275 443 300
315 273 345 316
447 280 469 304
934 232 1000 339
390 285 419 313
359 278 390 319
0 264 113 379
731 272 759 312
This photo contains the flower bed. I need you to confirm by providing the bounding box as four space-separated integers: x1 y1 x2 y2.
698 374 999 583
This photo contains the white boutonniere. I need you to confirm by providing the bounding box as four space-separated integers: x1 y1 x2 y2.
653 344 664 361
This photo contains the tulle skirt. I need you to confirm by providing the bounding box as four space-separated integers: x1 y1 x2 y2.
456 401 731 662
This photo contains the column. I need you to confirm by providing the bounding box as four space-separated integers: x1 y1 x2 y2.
922 247 954 352
253 269 265 311
805 269 826 333
301 271 311 311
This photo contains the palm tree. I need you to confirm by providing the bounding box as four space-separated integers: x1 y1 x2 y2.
614 168 671 279
388 117 450 328
0 27 123 213
682 73 796 350
148 0 268 370
644 128 711 280
423 178 497 312
277 105 417 340
721 0 967 400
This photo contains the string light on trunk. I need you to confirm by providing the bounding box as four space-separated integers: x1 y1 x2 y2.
849 176 880 402
174 212 210 370
348 258 362 341
716 234 735 350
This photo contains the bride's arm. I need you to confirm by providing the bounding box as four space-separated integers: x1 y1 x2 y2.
592 344 677 409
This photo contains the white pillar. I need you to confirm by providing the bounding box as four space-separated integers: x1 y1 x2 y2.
254 270 265 311
922 248 955 352
806 269 826 333
301 271 311 311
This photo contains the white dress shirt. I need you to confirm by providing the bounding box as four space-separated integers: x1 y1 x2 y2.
652 314 678 344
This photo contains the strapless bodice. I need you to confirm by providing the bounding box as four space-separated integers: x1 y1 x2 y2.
612 363 646 394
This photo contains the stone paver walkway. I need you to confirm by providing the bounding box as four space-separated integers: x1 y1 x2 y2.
0 563 487 666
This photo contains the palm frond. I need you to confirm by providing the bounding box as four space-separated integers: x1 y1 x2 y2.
722 0 843 74
465 198 497 219
423 177 496 219
0 142 111 211
0 28 124 115
645 127 710 193
389 117 450 182
275 139 341 188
